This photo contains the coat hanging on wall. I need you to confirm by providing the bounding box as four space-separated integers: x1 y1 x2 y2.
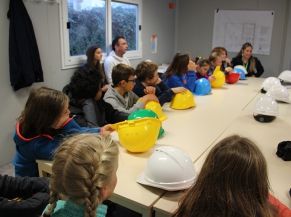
7 0 44 91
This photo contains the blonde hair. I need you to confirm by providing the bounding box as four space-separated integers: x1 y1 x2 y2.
43 134 119 217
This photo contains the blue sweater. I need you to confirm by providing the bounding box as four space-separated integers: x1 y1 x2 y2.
163 71 196 92
133 80 174 105
13 119 99 177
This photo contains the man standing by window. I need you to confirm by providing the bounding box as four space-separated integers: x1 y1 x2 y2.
104 36 131 84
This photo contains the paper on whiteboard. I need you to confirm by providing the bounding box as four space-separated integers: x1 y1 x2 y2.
212 10 274 55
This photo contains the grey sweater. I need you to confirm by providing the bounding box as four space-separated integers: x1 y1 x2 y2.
104 86 144 114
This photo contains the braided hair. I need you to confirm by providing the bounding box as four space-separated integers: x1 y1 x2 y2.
43 134 119 217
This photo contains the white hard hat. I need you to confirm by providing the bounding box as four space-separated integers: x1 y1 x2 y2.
278 70 291 83
253 95 278 123
137 145 196 191
267 84 290 103
261 77 281 93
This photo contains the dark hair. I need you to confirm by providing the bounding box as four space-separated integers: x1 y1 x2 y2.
135 61 158 82
165 53 190 78
112 64 135 87
197 58 210 67
112 36 125 51
85 45 104 81
68 67 102 99
19 87 68 137
174 135 277 217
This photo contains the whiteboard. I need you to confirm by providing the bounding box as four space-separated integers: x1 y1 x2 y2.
212 10 274 55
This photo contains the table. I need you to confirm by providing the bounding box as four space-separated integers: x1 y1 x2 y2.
38 78 285 217
154 85 291 217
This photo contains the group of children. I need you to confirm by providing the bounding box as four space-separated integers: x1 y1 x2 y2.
6 41 290 217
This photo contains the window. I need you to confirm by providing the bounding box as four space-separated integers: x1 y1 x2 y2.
60 0 142 69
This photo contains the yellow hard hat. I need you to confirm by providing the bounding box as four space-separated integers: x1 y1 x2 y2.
115 118 161 153
211 66 225 88
170 90 195 110
145 101 167 121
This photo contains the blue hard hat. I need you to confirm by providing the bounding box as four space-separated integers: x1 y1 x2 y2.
194 78 211 95
233 65 247 80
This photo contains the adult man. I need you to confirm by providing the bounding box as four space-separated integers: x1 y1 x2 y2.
104 36 131 84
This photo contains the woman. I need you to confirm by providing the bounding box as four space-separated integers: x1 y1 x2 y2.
232 42 264 77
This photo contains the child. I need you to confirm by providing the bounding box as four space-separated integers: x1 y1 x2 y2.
133 61 186 105
231 42 264 77
0 175 49 217
63 67 128 127
42 133 119 217
164 53 197 92
174 135 291 217
103 63 158 115
211 47 232 72
195 58 215 81
85 45 108 92
13 87 113 177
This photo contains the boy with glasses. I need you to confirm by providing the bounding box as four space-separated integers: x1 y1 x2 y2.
104 64 158 115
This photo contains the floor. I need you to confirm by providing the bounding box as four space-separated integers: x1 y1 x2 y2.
0 163 14 176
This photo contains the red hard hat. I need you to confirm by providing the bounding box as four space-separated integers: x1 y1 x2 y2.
226 73 240 84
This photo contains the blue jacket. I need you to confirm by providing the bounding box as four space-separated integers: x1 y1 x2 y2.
133 80 174 106
163 71 196 92
13 118 99 177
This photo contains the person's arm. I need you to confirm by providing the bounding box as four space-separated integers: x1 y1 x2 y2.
104 101 128 123
0 175 49 217
268 194 291 217
165 75 186 88
254 57 264 77
35 119 100 160
156 82 174 105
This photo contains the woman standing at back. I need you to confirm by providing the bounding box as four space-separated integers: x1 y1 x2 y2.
231 42 264 77
174 135 290 217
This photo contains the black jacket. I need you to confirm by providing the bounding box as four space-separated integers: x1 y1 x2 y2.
231 56 264 77
7 0 44 91
0 175 49 217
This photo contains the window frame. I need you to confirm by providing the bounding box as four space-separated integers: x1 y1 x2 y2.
59 0 142 69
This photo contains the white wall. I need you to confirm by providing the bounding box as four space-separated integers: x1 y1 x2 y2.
175 0 290 77
0 0 176 166
282 0 291 70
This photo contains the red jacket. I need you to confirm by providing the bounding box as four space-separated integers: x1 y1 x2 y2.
269 194 291 217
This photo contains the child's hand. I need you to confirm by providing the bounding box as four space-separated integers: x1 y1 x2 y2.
171 87 187 94
144 86 156 95
225 57 231 64
140 94 159 104
188 60 197 71
102 84 109 92
209 75 216 81
100 124 115 135
225 67 233 73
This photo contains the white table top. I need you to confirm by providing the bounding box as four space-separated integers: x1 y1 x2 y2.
154 83 291 215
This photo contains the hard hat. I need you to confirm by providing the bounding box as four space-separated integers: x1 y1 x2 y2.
233 65 247 80
226 72 240 84
137 145 196 191
170 89 196 109
145 101 167 121
115 118 161 152
194 78 211 95
253 95 278 123
266 84 290 103
261 77 281 93
278 70 291 83
128 109 165 138
211 66 225 88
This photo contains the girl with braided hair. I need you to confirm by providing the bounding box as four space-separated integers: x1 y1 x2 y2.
42 133 119 217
